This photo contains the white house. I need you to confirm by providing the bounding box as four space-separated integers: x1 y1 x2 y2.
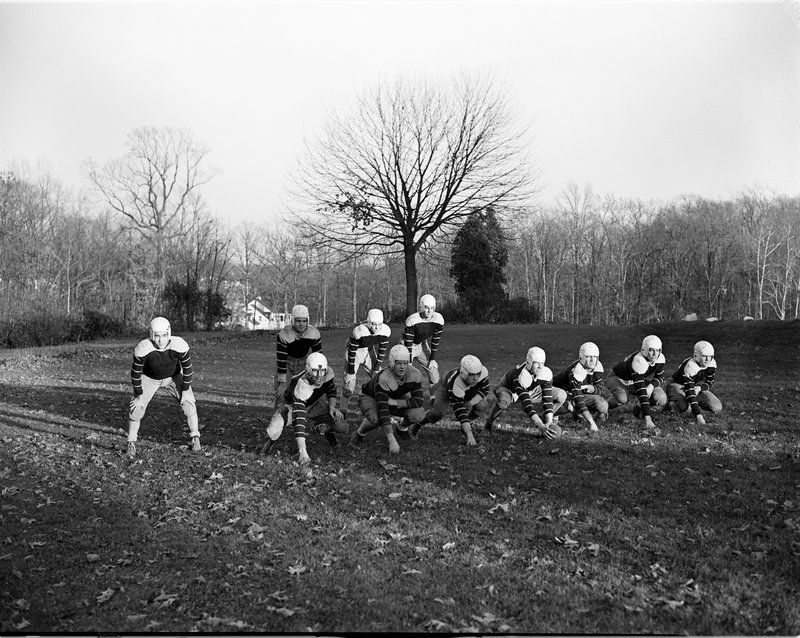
244 297 288 331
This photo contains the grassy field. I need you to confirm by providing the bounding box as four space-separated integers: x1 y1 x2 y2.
0 320 798 634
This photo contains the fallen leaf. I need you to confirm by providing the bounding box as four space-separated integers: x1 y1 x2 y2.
96 588 115 604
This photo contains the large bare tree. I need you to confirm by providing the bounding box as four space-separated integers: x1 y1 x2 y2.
86 127 217 311
291 76 534 314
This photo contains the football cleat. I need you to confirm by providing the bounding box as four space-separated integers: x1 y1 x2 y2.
324 431 339 448
126 441 136 458
349 431 364 448
190 437 201 453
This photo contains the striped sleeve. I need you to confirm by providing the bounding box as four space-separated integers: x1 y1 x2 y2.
540 379 554 415
702 366 715 391
650 362 665 388
291 396 309 438
631 375 652 417
179 350 193 392
375 385 392 428
345 332 359 374
406 381 425 409
375 334 389 367
428 323 443 360
276 334 289 375
131 355 144 396
402 323 414 355
568 373 590 416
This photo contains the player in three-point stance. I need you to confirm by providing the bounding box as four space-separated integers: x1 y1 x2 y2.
483 346 567 438
126 317 201 457
260 352 347 465
349 345 425 455
666 340 722 426
342 308 391 420
412 355 490 447
402 294 444 399
605 334 667 430
553 342 609 433
274 304 322 401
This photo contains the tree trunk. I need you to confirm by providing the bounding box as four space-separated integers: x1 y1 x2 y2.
404 241 418 316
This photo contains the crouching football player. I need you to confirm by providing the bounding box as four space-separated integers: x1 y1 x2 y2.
553 342 609 432
260 352 347 465
483 347 567 438
606 335 667 430
126 317 201 457
666 340 722 426
342 308 391 419
349 345 425 454
412 354 490 446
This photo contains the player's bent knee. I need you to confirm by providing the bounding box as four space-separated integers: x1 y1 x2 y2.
267 413 285 439
129 399 147 421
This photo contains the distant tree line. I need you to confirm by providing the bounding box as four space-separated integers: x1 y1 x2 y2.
2 86 799 347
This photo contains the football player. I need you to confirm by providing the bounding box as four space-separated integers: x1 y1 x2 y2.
605 335 667 430
401 294 444 394
483 346 567 438
342 308 391 419
260 352 347 465
666 340 722 425
412 354 490 446
274 304 322 399
553 342 609 432
349 344 425 454
126 317 201 457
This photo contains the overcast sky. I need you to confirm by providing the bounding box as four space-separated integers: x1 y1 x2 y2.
1 0 799 226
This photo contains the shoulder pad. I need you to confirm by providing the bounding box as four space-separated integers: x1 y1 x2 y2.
293 378 315 402
479 366 489 381
404 312 422 326
632 353 651 375
323 368 335 383
537 366 553 382
595 361 605 373
571 362 589 383
378 324 392 337
352 324 371 339
405 365 424 383
655 353 666 364
304 325 321 340
169 336 189 354
684 358 702 378
378 369 400 392
134 339 156 358
432 312 445 326
518 367 533 388
278 326 296 343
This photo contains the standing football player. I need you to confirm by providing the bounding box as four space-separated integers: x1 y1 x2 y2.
342 308 391 420
666 340 722 426
274 304 322 400
349 345 425 454
553 342 609 432
605 334 667 430
483 347 567 438
401 294 444 398
412 354 490 446
260 352 347 465
126 317 201 457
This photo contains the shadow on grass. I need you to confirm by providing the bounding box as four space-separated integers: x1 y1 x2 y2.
0 381 273 454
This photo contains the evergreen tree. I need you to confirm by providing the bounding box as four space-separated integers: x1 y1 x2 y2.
449 208 509 321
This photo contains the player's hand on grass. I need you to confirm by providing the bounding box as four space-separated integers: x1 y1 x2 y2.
695 413 706 426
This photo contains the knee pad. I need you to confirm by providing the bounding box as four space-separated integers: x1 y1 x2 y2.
267 412 285 439
129 396 147 421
